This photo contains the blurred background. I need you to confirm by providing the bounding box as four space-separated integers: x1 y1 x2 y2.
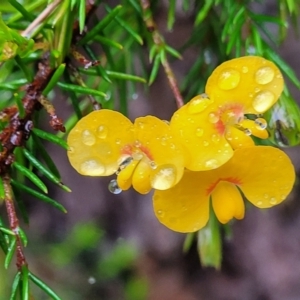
1 1 300 299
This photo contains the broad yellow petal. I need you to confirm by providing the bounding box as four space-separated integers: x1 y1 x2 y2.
225 126 255 149
211 146 295 208
153 171 213 233
205 56 283 114
67 110 134 176
212 181 245 224
171 101 234 171
134 116 186 188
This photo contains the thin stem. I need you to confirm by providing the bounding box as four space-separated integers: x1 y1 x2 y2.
3 174 27 270
139 0 184 108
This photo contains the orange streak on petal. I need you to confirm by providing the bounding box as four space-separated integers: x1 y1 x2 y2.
206 177 242 196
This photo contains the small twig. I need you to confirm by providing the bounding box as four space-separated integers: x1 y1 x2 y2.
140 0 184 108
3 174 27 270
21 0 62 38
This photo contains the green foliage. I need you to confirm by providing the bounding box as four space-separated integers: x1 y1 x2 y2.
0 0 299 299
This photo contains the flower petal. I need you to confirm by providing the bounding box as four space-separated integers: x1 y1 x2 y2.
134 116 186 188
132 160 152 194
67 110 134 176
213 146 295 208
171 102 234 171
205 56 284 114
212 181 245 224
225 126 255 149
153 171 211 233
117 160 139 190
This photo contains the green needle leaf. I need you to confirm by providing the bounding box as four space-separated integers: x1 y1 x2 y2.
79 0 86 34
19 227 28 247
57 82 107 97
94 35 123 50
43 63 66 96
78 5 122 45
22 148 71 192
29 272 62 300
21 265 29 300
167 0 176 30
0 227 15 236
148 54 161 85
5 236 17 269
11 179 67 213
32 128 68 150
12 161 48 193
10 272 21 300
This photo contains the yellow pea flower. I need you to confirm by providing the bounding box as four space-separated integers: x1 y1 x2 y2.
67 109 186 194
171 56 284 171
153 146 295 233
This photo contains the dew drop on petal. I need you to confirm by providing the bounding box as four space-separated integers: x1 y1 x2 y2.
161 137 167 146
134 140 142 147
269 197 277 205
137 121 144 129
255 66 275 85
187 94 213 114
97 125 108 139
203 140 209 147
157 209 165 217
205 159 219 169
80 159 105 175
119 156 133 170
132 151 143 160
208 112 219 124
150 161 157 169
195 127 204 137
252 91 275 113
255 117 267 130
115 138 121 145
264 193 269 199
244 128 252 136
242 66 248 73
256 201 263 206
108 179 122 194
150 164 177 190
68 146 75 153
211 134 220 143
82 129 96 146
217 69 241 90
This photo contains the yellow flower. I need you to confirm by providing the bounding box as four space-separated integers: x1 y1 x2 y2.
153 146 295 233
171 56 284 171
67 109 186 194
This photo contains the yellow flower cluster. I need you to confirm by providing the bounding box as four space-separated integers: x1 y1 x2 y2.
67 56 295 233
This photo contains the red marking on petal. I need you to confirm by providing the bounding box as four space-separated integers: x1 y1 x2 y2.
206 177 242 196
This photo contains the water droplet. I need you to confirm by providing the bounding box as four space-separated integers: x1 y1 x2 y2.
203 140 209 146
119 156 133 170
187 94 213 114
97 125 108 139
211 134 220 143
137 121 144 129
244 128 252 136
255 117 267 130
134 140 142 147
68 146 75 153
255 66 275 85
252 90 275 113
82 129 96 146
150 164 177 190
150 161 157 169
205 159 218 169
217 69 241 90
269 197 277 205
157 210 165 217
256 201 263 206
108 179 122 194
264 193 269 199
208 112 219 123
195 127 204 137
242 66 248 73
163 120 170 125
115 138 121 145
80 159 105 175
88 277 96 284
161 137 167 146
132 151 143 160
